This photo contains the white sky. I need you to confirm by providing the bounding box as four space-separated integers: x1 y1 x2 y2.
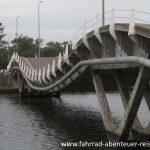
0 0 149 43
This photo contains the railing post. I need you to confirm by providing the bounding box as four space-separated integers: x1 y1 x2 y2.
110 8 116 40
25 66 29 77
128 9 135 36
46 64 51 80
83 21 90 49
29 68 32 79
21 62 23 71
57 53 62 71
23 64 26 73
52 59 56 77
64 44 70 64
31 69 35 81
34 69 38 82
38 69 42 83
42 67 46 83
94 13 102 43
72 33 77 50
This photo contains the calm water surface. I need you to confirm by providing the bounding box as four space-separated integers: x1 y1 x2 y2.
0 93 149 150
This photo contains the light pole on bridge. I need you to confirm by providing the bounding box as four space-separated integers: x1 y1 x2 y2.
38 1 43 59
102 0 105 26
16 16 20 53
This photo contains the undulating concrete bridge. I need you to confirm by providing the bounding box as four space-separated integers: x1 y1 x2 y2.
6 9 150 142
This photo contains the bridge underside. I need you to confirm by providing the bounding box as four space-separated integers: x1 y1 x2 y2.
62 64 138 93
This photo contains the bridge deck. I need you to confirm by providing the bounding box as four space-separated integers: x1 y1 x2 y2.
24 57 58 70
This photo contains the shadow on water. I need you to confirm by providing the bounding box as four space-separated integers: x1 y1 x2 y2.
8 94 107 150
20 95 108 140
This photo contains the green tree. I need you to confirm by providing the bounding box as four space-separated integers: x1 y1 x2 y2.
0 22 8 69
11 35 35 57
0 23 6 47
41 41 65 57
11 35 68 58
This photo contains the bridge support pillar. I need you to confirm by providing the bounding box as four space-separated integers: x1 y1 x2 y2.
144 90 150 111
113 70 149 141
17 71 23 93
117 67 150 141
93 71 117 140
93 67 150 142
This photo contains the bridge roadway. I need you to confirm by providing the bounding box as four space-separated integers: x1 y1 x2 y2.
7 10 150 144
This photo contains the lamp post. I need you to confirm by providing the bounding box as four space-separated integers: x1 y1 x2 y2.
7 36 10 59
38 1 43 59
16 16 20 52
102 0 105 26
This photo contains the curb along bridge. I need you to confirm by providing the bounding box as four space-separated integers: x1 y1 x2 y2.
7 9 150 142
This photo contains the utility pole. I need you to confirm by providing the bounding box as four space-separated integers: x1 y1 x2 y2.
7 36 10 59
102 0 105 26
38 1 43 59
16 16 20 52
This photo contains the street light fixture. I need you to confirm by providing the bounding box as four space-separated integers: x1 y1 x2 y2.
38 1 43 59
16 16 20 52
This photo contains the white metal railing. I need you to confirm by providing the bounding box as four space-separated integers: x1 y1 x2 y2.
6 44 70 85
72 9 150 50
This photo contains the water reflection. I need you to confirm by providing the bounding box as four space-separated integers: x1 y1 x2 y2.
0 93 149 150
0 94 107 150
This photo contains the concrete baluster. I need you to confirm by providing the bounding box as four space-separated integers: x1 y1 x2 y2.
34 69 38 82
57 53 62 71
28 68 32 79
31 69 34 81
94 13 102 43
18 56 21 65
72 33 77 50
46 64 51 80
16 53 18 62
12 52 15 59
25 67 29 77
14 52 17 60
9 58 12 66
23 64 26 73
128 9 135 36
110 8 116 40
27 68 30 78
21 62 23 71
52 59 56 77
83 21 90 49
13 52 15 60
38 69 42 83
15 53 18 62
7 64 10 71
17 55 20 63
19 59 21 67
42 67 46 83
64 44 70 64
22 63 24 72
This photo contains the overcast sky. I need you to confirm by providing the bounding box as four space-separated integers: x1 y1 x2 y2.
0 0 149 43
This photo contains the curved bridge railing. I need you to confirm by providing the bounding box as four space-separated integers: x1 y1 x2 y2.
72 8 150 49
6 54 150 92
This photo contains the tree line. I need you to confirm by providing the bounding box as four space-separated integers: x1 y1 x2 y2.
0 22 70 69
